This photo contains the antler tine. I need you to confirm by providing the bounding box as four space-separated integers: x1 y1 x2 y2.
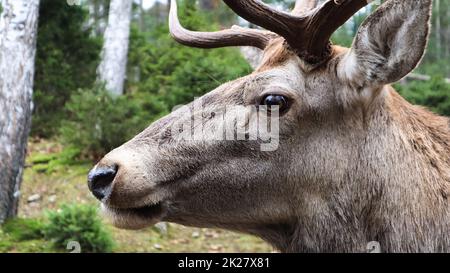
292 0 319 15
169 0 274 50
222 0 370 64
222 0 302 39
303 0 369 61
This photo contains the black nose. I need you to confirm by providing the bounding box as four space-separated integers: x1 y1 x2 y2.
88 165 118 200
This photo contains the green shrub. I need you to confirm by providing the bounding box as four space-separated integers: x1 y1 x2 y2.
2 218 45 241
29 153 58 165
396 77 450 116
59 85 164 159
0 218 56 253
44 204 114 253
30 146 83 173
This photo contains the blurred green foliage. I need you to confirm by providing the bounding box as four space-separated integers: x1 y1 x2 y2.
0 218 53 253
2 218 45 241
29 147 83 174
127 1 251 110
60 85 160 159
396 77 450 116
32 0 102 137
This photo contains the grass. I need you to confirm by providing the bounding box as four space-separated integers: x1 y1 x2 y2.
1 139 273 253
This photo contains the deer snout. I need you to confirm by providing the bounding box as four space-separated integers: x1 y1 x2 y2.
87 144 162 209
88 164 118 201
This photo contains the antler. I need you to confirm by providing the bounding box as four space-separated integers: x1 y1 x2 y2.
169 0 370 64
169 0 276 50
222 0 369 64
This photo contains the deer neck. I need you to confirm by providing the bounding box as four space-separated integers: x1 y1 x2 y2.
260 86 450 253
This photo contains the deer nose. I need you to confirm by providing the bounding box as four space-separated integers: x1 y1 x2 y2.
88 165 118 201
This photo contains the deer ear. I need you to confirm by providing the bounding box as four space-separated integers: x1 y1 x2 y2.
340 0 432 87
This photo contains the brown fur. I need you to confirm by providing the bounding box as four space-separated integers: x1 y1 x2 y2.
389 89 450 199
257 38 295 72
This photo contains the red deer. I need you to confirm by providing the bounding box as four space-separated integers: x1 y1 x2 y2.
88 0 450 252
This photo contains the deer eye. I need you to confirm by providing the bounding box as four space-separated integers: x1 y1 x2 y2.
261 94 290 114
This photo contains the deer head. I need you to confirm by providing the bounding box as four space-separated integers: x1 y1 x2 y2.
88 0 447 252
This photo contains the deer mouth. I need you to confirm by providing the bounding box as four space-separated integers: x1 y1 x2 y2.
102 201 166 229
126 202 164 218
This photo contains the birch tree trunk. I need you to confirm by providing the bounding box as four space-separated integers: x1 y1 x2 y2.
446 7 450 61
0 0 40 223
435 0 442 58
139 0 145 31
97 0 132 96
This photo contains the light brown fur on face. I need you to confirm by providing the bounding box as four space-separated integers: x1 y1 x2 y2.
89 0 449 252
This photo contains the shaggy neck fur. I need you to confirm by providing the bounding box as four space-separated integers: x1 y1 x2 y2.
255 86 450 253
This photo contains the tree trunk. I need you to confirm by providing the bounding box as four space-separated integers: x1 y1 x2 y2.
0 0 40 223
139 0 145 31
446 7 450 62
435 0 442 58
97 0 132 96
